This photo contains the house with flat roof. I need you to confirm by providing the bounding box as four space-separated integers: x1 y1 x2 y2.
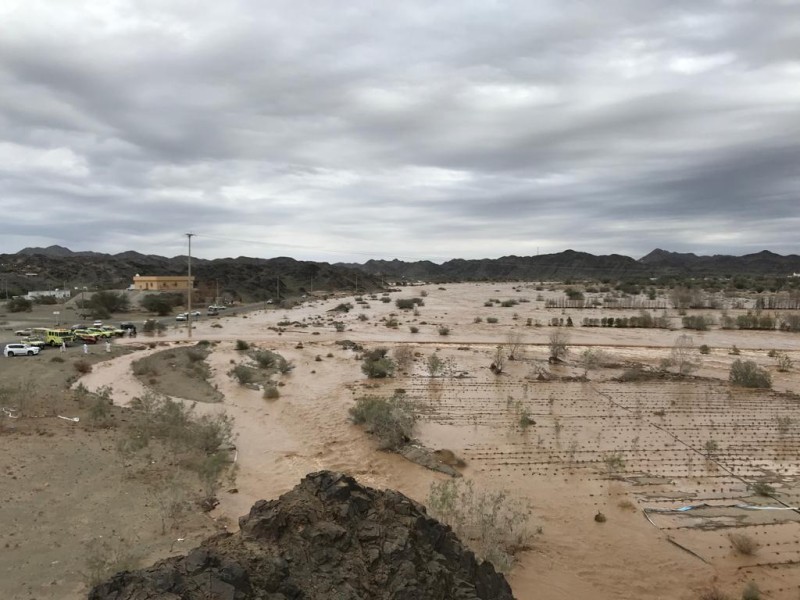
132 275 194 291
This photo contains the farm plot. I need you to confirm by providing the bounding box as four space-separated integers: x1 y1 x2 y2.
406 375 800 598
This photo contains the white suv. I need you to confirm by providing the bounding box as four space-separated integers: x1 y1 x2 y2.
4 343 41 357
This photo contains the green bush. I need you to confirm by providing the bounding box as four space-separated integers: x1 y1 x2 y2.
349 393 415 450
235 339 250 351
141 293 182 316
361 348 395 378
729 359 771 389
426 478 534 573
90 290 130 314
395 298 424 310
263 385 280 400
5 297 32 312
231 364 257 384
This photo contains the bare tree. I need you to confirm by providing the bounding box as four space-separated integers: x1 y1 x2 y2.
505 332 524 361
667 334 700 375
579 349 600 377
491 345 507 374
548 330 570 362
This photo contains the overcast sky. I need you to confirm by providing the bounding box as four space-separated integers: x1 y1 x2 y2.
1 1 798 262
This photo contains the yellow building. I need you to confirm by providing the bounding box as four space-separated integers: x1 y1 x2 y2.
132 275 194 291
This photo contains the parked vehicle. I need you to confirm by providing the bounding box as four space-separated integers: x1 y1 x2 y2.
83 327 113 339
21 337 46 348
72 329 100 343
31 328 75 347
14 328 32 336
175 313 187 321
99 325 125 337
4 343 41 357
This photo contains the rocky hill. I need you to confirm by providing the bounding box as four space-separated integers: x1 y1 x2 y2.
343 249 800 281
0 247 379 301
89 471 516 600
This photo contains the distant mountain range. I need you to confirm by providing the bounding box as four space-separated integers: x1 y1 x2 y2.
2 246 378 301
2 246 798 299
340 248 800 281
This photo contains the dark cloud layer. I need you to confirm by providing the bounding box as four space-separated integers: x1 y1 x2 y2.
1 0 798 261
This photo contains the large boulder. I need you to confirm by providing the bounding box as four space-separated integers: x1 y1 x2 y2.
89 470 516 600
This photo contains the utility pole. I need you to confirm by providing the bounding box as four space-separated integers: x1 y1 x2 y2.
186 233 194 339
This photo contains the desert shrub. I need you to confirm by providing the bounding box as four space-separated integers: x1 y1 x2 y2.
750 482 775 496
263 385 280 399
519 409 534 429
141 293 183 316
5 297 32 312
393 346 414 370
699 586 730 600
231 364 257 384
438 325 450 336
125 392 233 454
500 299 518 307
603 453 625 473
776 352 792 372
349 393 415 449
74 359 92 374
87 387 113 427
682 315 713 330
50 356 65 363
185 349 205 363
334 321 346 332
381 297 391 303
332 302 353 312
699 344 711 355
250 349 287 370
486 317 499 324
361 347 395 378
90 290 130 314
426 478 534 573
235 339 250 351
357 313 368 321
409 325 419 333
729 533 759 555
395 298 423 310
729 360 771 388
741 581 760 600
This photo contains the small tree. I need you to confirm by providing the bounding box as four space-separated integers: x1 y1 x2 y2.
505 332 524 360
668 334 700 375
426 353 444 377
548 330 569 361
579 349 601 377
491 345 507 374
729 360 771 388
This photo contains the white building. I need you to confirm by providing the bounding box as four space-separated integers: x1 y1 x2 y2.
24 289 71 301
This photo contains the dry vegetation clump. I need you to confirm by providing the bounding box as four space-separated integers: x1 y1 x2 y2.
74 359 93 374
361 347 396 378
728 533 759 555
349 392 415 450
133 343 222 403
120 391 236 498
729 360 771 388
426 478 535 573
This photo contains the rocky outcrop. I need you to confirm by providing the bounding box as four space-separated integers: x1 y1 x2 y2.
89 471 516 600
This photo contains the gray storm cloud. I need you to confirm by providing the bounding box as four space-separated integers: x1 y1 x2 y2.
0 0 797 261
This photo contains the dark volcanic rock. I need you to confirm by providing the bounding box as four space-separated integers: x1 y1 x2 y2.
89 471 516 600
